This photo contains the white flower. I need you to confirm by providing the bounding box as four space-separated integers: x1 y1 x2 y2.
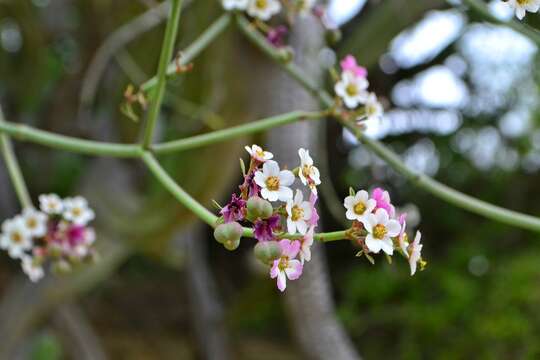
335 71 369 109
363 209 401 256
21 207 48 238
344 190 376 223
247 0 281 21
222 0 249 10
363 93 384 122
254 160 295 202
286 190 312 235
21 255 44 282
296 0 316 16
408 231 423 276
39 193 64 215
0 217 32 259
62 196 95 226
298 148 321 195
506 0 540 20
270 239 303 292
245 144 273 162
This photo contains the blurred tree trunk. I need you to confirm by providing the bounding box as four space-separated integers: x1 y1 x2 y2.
263 16 361 360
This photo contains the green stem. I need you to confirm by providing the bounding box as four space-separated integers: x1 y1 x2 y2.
153 110 323 155
140 13 232 92
461 0 540 46
0 108 32 208
236 13 540 233
141 0 184 148
0 121 142 158
141 151 219 226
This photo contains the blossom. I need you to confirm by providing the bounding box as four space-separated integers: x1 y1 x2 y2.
245 144 273 163
62 196 95 226
408 231 423 276
0 216 32 259
267 25 288 47
506 0 540 20
335 71 369 109
21 207 48 238
222 0 249 10
371 187 395 218
363 93 384 122
254 160 295 202
363 209 401 255
39 193 64 215
286 190 312 235
254 214 281 241
21 255 44 282
270 239 303 292
247 0 282 21
340 55 367 78
398 213 409 255
298 148 321 195
344 190 376 223
299 226 314 263
221 194 246 223
308 192 319 228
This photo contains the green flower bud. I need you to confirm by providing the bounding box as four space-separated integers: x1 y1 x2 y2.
214 222 243 245
278 47 295 63
254 241 282 265
325 29 342 45
246 196 273 221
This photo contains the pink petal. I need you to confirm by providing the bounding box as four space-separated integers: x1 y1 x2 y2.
285 259 303 280
276 271 287 292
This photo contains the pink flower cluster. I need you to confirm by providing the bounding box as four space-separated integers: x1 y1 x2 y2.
0 194 98 282
343 187 425 275
214 145 321 292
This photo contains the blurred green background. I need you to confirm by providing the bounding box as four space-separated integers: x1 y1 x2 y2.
1 0 540 359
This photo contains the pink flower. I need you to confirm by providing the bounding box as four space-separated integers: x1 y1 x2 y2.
371 187 395 218
221 194 246 223
299 226 314 264
340 55 367 78
270 239 303 292
308 192 319 228
266 25 288 48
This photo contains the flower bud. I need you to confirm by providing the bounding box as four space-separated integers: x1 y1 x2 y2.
246 196 273 221
52 259 72 274
278 47 295 63
214 222 243 245
223 238 241 251
254 241 282 265
325 29 342 45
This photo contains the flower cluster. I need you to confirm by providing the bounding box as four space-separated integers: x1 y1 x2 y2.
504 0 540 20
344 187 426 275
334 55 384 124
222 0 336 50
0 194 98 282
214 144 321 291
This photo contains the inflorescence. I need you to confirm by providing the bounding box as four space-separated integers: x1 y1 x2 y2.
0 194 98 282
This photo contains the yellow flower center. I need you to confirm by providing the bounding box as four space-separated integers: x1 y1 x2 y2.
291 205 304 222
256 149 266 158
346 83 358 97
26 217 37 229
278 256 288 271
353 202 366 215
265 176 280 191
302 164 311 178
256 0 267 9
517 0 528 4
11 231 22 243
72 207 82 217
373 224 388 240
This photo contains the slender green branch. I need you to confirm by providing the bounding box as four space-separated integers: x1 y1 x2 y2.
140 13 232 92
461 0 540 46
0 121 142 158
236 13 540 233
153 110 324 155
0 107 32 208
141 0 184 148
141 151 219 226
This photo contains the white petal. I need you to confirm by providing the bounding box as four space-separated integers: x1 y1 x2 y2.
287 219 296 234
356 190 368 203
279 170 295 186
380 238 394 256
264 160 280 176
386 220 401 237
253 171 266 187
375 208 389 224
344 196 355 209
277 187 293 202
296 221 307 235
365 235 382 253
294 189 303 204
